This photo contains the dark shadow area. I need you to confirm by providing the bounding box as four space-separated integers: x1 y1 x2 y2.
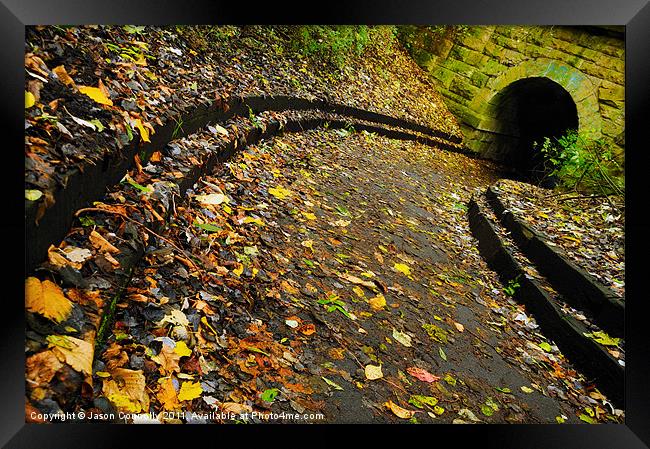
491 77 579 184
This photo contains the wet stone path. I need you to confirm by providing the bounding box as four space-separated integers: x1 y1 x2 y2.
108 129 615 423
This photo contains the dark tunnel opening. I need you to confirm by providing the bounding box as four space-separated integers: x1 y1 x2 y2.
490 77 579 185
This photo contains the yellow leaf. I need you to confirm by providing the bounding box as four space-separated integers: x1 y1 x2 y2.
26 277 73 323
384 400 415 419
174 341 192 357
368 294 386 311
393 263 411 276
352 286 365 298
301 240 314 251
46 335 93 375
103 368 149 413
78 85 113 106
157 377 180 411
268 186 291 199
232 263 244 277
178 381 202 401
302 211 317 220
365 364 383 380
243 216 264 226
25 91 36 108
133 119 150 143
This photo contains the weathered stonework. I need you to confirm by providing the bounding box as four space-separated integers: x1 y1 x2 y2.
407 26 625 162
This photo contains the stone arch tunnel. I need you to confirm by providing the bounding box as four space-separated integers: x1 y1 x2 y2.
409 25 625 178
477 76 579 179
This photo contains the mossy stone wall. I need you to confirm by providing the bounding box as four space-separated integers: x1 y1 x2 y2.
412 26 624 160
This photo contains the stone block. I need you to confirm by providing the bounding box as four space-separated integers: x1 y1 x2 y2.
599 103 625 125
470 71 489 88
450 76 480 100
440 57 475 78
480 59 508 77
431 66 456 88
450 45 484 66
461 35 489 52
599 85 625 104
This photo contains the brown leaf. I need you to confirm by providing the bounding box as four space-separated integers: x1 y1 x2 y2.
26 350 63 386
152 341 181 373
89 230 120 254
25 277 73 323
47 335 93 376
52 65 76 87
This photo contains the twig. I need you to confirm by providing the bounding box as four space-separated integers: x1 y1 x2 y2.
75 207 201 271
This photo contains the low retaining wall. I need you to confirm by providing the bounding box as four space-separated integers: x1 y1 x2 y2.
26 95 465 274
486 186 624 336
468 197 623 407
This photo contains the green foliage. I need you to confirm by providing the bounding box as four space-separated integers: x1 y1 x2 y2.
396 25 472 64
503 275 521 297
286 26 395 69
175 25 240 52
537 130 624 196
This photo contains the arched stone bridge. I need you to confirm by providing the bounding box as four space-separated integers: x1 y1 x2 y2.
410 26 624 169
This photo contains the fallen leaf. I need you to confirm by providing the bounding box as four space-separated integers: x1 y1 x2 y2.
25 277 73 323
152 339 181 373
453 322 465 332
178 381 202 401
25 189 43 201
133 119 150 143
520 386 534 394
439 347 447 361
407 367 440 383
392 328 412 347
321 376 344 391
298 323 316 336
103 368 149 412
25 91 36 108
408 395 438 409
52 65 76 87
158 309 189 328
157 377 180 411
393 263 411 276
268 186 291 199
26 350 63 385
365 364 383 380
384 400 415 419
47 335 93 376
368 293 387 310
196 193 228 205
174 341 192 357
261 388 279 402
62 246 92 263
89 230 120 254
79 85 113 106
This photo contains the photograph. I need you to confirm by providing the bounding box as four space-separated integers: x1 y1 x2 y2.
23 23 627 425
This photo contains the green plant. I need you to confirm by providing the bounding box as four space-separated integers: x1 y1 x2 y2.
537 130 624 197
503 275 521 297
285 26 393 69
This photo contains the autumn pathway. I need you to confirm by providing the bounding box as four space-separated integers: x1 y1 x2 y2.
83 127 615 424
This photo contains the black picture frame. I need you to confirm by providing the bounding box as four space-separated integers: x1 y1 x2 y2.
4 0 649 447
